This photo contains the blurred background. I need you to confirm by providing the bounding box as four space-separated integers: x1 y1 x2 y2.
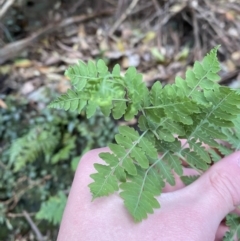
0 0 240 240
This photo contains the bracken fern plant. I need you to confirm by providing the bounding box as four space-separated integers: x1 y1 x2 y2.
49 46 240 240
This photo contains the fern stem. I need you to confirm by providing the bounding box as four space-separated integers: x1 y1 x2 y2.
143 101 189 109
112 99 129 102
133 151 168 215
175 152 202 174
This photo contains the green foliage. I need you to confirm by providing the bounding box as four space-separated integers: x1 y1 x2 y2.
223 214 240 241
0 92 117 240
10 124 61 171
36 192 67 225
50 46 240 238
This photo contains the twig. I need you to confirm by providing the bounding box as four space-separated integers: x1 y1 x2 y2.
0 0 15 19
69 0 86 14
0 9 114 64
23 210 45 241
108 0 140 36
0 22 14 42
191 8 201 60
219 70 240 85
151 0 161 12
130 2 153 15
3 175 52 210
196 6 234 53
8 212 36 218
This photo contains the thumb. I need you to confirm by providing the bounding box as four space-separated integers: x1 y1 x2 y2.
188 151 240 222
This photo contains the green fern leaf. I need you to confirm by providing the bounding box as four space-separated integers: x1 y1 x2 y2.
122 157 137 175
157 160 175 185
138 115 149 131
100 103 112 117
97 59 108 76
138 136 158 159
124 103 138 121
217 144 233 156
150 81 163 105
156 128 175 142
112 101 127 119
130 147 149 169
50 46 240 228
222 122 240 151
161 120 185 136
164 152 183 176
120 168 164 222
89 163 119 199
208 149 222 162
65 60 88 91
224 214 240 241
181 148 209 170
48 89 87 113
10 125 60 171
115 133 133 149
118 125 139 140
87 60 97 77
193 126 220 147
86 100 98 118
36 192 67 225
200 123 227 140
188 139 211 163
180 175 199 185
112 64 121 76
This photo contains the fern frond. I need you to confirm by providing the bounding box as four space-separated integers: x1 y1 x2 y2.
36 192 67 225
50 46 240 228
10 125 60 171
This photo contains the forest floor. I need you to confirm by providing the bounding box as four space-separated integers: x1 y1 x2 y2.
1 0 240 100
0 0 240 240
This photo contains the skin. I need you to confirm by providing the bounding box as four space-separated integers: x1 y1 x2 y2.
57 148 240 241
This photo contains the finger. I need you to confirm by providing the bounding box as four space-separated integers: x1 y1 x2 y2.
215 223 238 241
215 223 229 241
178 151 240 229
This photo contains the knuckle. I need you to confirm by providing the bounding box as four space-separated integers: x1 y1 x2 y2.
208 169 240 207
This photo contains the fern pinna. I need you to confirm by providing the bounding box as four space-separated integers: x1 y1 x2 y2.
49 46 240 239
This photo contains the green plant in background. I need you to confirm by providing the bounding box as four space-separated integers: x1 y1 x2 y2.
0 91 117 240
36 191 67 225
50 46 240 240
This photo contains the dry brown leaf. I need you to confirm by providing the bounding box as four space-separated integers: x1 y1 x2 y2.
21 81 35 95
169 3 186 13
14 59 33 68
142 31 156 43
57 79 71 93
225 59 236 72
225 11 236 21
0 65 11 74
232 51 240 60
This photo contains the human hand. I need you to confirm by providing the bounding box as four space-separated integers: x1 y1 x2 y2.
57 148 240 241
